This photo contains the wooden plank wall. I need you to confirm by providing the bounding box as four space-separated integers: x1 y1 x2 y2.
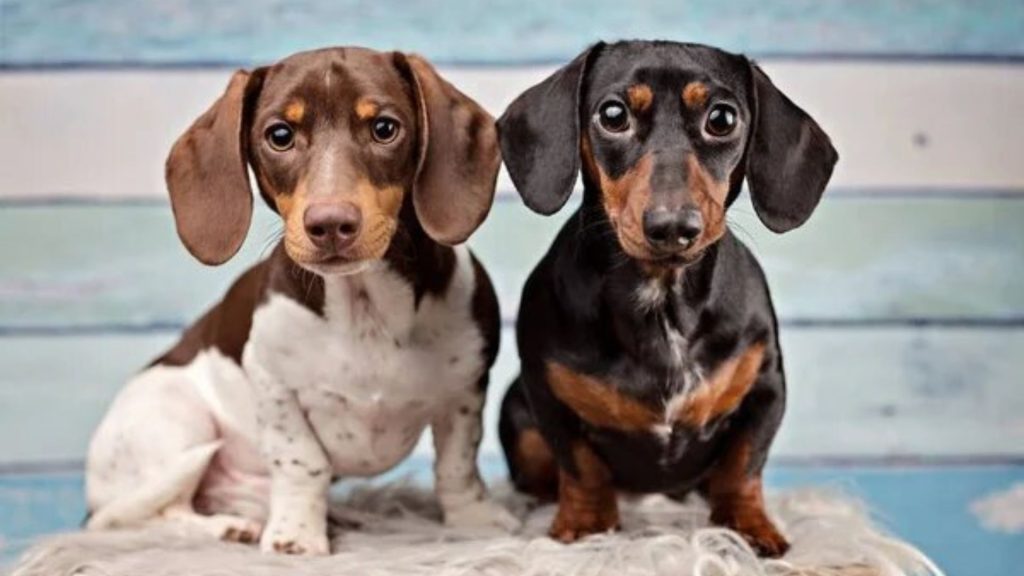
0 1 1022 573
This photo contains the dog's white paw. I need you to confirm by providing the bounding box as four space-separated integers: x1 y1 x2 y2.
444 499 522 532
211 515 264 544
260 514 330 556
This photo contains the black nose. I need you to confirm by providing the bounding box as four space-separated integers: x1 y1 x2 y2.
642 208 703 249
303 202 362 250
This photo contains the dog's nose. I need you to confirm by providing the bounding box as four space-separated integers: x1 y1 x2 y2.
642 207 704 249
303 202 362 250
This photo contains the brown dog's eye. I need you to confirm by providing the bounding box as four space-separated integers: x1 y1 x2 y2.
265 123 295 151
705 103 737 137
371 117 400 144
598 101 630 133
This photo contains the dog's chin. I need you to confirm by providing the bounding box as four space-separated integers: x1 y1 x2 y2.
638 249 704 268
299 257 384 277
616 233 703 270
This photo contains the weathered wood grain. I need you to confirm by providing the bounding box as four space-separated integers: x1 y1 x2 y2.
3 63 1023 202
1 326 1021 464
1 198 1021 331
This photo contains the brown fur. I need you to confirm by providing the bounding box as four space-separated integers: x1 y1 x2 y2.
547 361 659 432
592 148 656 261
627 84 653 112
157 47 501 372
682 81 709 109
550 442 620 542
675 342 766 428
705 435 789 557
284 101 305 124
513 428 558 500
355 98 379 120
685 154 729 255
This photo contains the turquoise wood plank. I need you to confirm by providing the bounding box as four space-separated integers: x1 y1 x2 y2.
0 335 175 463
1 326 1021 464
1 197 1021 329
3 0 1022 67
2 462 1021 576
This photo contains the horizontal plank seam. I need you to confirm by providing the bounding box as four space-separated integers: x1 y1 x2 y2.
4 187 1024 208
2 317 1024 338
3 53 1024 71
3 455 1024 476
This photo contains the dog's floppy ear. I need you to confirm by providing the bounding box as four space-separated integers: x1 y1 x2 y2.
165 69 264 265
398 54 500 245
744 63 838 233
497 43 604 215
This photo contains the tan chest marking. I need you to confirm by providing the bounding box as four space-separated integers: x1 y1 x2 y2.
674 342 766 428
546 341 766 433
547 361 659 432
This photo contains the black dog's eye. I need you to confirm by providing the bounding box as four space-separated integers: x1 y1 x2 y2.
704 103 738 137
265 123 295 151
598 101 630 133
371 117 400 143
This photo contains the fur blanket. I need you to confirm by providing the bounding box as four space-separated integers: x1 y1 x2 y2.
11 482 943 576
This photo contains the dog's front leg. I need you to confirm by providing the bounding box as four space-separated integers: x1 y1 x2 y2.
432 392 520 532
250 364 331 555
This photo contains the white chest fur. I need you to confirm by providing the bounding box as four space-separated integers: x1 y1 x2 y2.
243 247 487 477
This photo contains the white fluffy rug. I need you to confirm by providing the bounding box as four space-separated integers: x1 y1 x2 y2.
12 482 943 576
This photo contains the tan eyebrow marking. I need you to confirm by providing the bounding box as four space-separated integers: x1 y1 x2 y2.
355 98 379 120
627 84 653 112
682 82 709 109
284 101 305 123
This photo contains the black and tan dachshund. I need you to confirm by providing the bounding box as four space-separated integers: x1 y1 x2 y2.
497 40 837 557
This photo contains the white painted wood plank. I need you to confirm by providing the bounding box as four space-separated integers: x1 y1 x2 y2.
2 61 1022 201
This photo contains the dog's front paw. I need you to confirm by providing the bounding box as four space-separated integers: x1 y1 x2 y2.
260 515 330 556
444 499 522 532
711 508 789 558
549 501 620 543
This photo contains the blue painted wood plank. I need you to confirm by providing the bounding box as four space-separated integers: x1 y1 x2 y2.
2 462 1021 575
1 326 1022 465
2 0 1022 67
0 335 176 463
1 196 1022 330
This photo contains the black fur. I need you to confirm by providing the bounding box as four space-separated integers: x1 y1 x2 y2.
497 40 837 504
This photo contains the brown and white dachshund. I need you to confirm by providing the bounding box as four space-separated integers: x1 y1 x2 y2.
497 40 837 557
86 47 518 555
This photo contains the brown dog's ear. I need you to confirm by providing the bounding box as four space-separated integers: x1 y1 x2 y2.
398 54 500 245
497 43 604 215
165 69 264 265
745 63 838 233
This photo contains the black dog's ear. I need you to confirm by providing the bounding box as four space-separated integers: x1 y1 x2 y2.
497 43 604 215
745 63 838 233
165 68 265 264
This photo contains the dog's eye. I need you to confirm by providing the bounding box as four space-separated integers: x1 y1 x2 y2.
704 104 738 137
265 123 295 151
598 102 630 133
371 117 400 144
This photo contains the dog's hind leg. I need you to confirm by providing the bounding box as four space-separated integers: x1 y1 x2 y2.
86 363 223 530
498 377 558 501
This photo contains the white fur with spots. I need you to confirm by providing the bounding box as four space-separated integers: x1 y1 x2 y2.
85 246 516 555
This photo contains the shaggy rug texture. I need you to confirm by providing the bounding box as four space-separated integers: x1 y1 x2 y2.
11 482 943 576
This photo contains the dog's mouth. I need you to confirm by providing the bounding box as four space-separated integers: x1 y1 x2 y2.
636 248 707 271
301 255 383 277
285 243 382 277
615 228 704 269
